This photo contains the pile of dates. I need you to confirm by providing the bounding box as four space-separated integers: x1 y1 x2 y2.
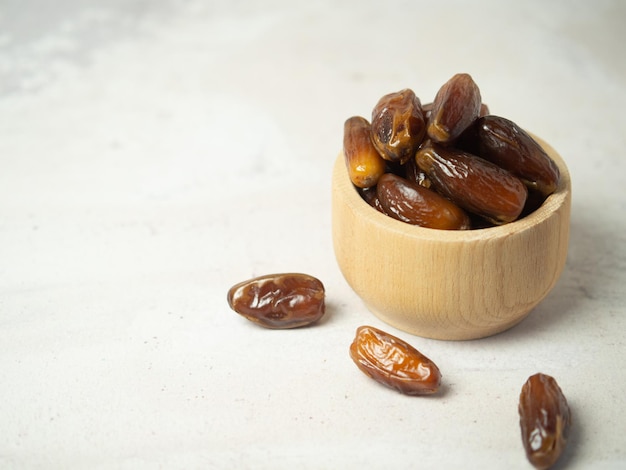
343 73 561 229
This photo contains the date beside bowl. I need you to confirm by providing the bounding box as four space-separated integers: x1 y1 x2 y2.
331 135 571 341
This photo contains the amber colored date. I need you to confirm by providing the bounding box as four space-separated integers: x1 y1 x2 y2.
427 73 481 144
519 373 572 470
343 116 386 188
227 273 325 329
371 88 426 164
463 115 560 197
415 143 528 225
349 325 442 396
377 173 470 230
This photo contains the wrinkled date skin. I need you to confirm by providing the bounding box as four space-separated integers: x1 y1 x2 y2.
519 373 572 470
227 273 325 329
371 88 426 164
377 173 470 230
349 325 442 396
415 143 528 225
462 115 561 197
427 73 481 144
343 116 386 188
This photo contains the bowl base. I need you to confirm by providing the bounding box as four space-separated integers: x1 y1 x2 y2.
364 302 533 341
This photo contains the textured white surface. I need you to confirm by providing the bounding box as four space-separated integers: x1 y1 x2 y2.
1 1 625 468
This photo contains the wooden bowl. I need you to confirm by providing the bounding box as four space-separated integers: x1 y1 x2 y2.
331 136 571 340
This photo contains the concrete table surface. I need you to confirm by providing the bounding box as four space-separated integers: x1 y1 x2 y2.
1 1 625 468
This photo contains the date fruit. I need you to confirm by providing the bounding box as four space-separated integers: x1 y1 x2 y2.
463 115 560 197
349 325 441 395
227 273 325 329
415 143 528 225
376 173 470 229
371 88 426 164
519 373 572 470
343 116 386 188
427 73 481 144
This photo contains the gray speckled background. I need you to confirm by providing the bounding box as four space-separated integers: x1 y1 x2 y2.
1 1 625 468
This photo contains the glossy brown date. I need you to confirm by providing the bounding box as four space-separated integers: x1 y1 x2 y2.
415 143 528 225
376 173 470 230
427 73 481 144
227 273 325 329
343 116 386 188
371 88 426 164
463 115 560 197
519 373 572 470
349 325 442 396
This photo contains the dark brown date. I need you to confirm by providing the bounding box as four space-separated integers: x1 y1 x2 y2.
427 73 481 144
349 325 442 396
415 143 528 225
343 116 386 188
377 173 470 230
519 373 572 470
371 88 426 164
227 273 325 329
463 115 560 197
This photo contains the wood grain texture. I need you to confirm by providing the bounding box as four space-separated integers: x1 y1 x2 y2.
332 136 571 340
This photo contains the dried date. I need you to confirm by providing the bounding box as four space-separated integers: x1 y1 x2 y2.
462 115 560 197
415 143 528 224
343 116 386 188
427 73 481 144
371 88 426 164
519 373 572 469
227 273 325 329
377 173 470 230
349 325 441 396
